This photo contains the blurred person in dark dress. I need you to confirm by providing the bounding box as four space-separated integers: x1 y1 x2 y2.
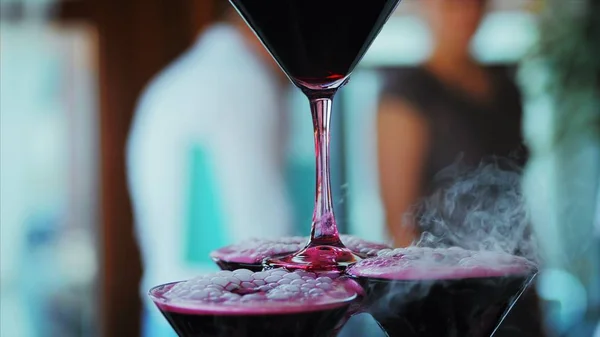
378 0 525 247
377 0 544 336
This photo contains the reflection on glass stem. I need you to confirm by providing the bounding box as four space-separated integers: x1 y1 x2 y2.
309 97 342 246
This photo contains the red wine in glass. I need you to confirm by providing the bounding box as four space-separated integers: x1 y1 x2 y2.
229 0 401 88
228 0 402 272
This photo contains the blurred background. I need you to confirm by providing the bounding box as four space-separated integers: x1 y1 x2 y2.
1 0 598 337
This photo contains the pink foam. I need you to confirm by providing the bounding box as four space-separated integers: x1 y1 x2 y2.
347 247 536 280
150 269 359 316
210 237 307 264
210 235 390 264
340 235 391 257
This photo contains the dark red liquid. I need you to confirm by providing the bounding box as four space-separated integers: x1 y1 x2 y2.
354 275 534 337
158 306 350 337
213 260 264 272
150 275 359 337
229 0 400 88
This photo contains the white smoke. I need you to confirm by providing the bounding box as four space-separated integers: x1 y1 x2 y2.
354 157 542 335
408 156 540 265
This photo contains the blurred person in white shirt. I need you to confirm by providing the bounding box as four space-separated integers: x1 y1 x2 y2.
127 3 293 336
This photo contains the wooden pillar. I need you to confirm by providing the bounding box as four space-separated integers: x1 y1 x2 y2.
90 0 216 336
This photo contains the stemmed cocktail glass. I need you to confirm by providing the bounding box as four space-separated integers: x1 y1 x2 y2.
229 0 402 272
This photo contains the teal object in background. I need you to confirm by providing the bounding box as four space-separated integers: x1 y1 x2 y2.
286 161 314 236
184 143 314 262
184 146 226 265
285 87 346 237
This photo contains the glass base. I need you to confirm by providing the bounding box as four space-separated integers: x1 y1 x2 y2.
266 245 361 272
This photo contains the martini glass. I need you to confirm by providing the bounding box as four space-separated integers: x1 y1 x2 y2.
345 248 539 337
229 0 401 272
149 270 361 337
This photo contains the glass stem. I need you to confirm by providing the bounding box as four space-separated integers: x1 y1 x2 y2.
309 96 342 247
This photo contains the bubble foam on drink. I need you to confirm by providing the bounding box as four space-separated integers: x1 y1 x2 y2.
210 235 390 265
210 237 307 265
152 269 359 315
339 234 391 258
347 247 537 280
